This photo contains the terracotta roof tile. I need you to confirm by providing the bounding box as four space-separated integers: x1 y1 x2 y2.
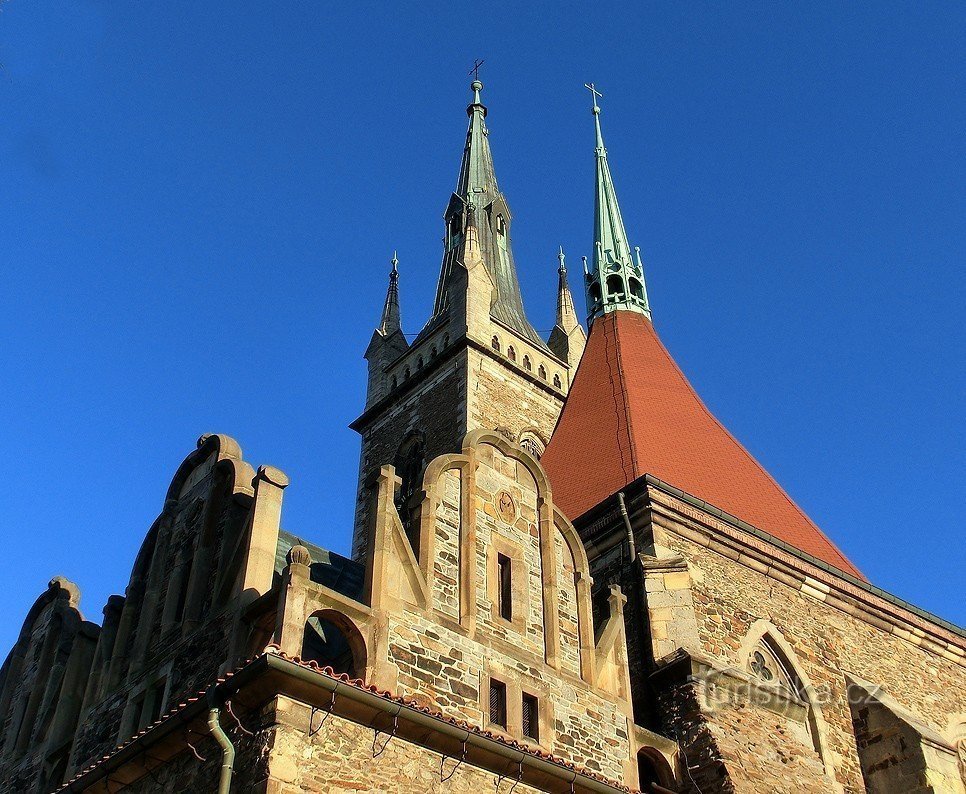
542 311 863 579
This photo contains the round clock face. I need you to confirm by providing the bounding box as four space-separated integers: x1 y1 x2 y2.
497 491 516 524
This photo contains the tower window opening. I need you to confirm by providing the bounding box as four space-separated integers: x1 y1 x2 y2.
391 375 398 390
553 374 562 389
489 678 507 729
431 346 438 358
522 692 539 742
589 281 602 307
448 214 463 250
523 355 532 372
417 356 424 369
606 275 625 301
394 433 426 556
538 364 547 381
491 336 501 352
629 277 645 301
507 346 516 362
404 367 411 380
496 214 507 236
497 553 512 621
637 750 663 792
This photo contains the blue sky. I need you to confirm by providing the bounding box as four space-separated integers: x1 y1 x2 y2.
1 2 963 652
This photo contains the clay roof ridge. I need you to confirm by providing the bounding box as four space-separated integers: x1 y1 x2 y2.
643 323 861 576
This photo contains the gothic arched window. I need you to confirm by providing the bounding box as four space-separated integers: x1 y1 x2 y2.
523 355 532 372
553 373 562 389
538 364 547 381
491 336 501 353
507 346 516 362
394 432 426 555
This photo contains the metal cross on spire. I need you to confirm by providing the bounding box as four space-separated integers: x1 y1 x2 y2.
584 82 603 111
469 59 485 81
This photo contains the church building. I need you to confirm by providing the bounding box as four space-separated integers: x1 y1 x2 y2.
1 79 964 794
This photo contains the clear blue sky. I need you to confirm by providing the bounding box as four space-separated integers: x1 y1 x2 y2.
2 2 963 653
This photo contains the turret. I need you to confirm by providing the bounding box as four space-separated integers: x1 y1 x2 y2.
548 247 587 367
583 84 652 325
363 253 409 408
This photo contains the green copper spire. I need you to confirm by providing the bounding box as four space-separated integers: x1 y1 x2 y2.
584 84 651 324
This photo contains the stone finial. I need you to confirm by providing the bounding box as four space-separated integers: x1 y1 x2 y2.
286 544 312 568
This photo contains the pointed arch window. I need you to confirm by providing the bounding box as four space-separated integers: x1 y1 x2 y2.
745 630 831 775
495 214 507 236
394 432 426 555
537 364 547 381
552 373 562 389
491 336 501 353
523 355 532 372
507 346 516 362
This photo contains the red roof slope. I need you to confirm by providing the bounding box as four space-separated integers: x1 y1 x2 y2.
542 311 863 579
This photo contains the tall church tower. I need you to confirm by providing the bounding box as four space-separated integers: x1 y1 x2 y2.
350 80 581 561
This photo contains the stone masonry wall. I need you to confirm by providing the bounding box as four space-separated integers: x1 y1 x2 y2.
384 441 632 782
651 504 966 794
352 348 467 561
468 346 564 451
266 695 548 794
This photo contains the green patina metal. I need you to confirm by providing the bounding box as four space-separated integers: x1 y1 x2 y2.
584 84 652 324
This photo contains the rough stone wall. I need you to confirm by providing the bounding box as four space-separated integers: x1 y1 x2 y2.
649 505 966 793
383 441 632 782
266 695 547 794
467 346 563 450
352 345 467 561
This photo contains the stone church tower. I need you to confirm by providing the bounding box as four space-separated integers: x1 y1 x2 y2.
351 79 579 562
0 80 963 794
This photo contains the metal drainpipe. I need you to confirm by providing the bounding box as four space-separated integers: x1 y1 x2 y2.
206 685 235 794
617 492 636 561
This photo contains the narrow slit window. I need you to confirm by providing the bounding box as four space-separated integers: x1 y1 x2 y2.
522 692 539 742
497 553 512 621
489 679 507 729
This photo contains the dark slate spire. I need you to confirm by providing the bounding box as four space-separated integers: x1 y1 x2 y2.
548 247 586 366
365 253 408 363
426 80 548 350
378 251 401 336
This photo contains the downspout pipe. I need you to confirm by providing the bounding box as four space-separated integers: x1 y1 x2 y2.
617 491 636 561
206 684 235 794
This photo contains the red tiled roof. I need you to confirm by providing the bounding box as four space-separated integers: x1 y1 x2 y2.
542 311 863 579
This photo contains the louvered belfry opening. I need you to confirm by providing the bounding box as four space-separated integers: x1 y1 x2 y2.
489 679 507 729
522 692 539 741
